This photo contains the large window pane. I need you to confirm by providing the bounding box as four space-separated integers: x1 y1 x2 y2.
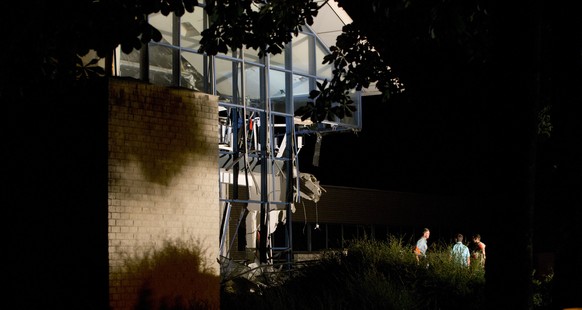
244 46 262 64
149 13 173 44
180 51 205 91
329 89 361 128
315 39 332 78
291 33 311 75
148 44 176 87
215 58 240 103
270 47 286 69
269 69 287 113
180 9 204 51
292 74 311 110
118 48 140 79
244 64 263 108
292 74 310 97
291 75 313 121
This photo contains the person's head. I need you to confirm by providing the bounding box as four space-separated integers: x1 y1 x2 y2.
473 234 481 242
456 233 464 242
423 228 430 239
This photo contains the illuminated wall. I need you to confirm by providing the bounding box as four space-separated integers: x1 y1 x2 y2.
107 78 220 309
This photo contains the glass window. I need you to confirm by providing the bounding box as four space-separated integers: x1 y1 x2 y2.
117 10 361 131
244 46 262 64
269 69 287 113
180 9 204 52
118 48 141 79
148 44 176 87
292 74 311 98
149 13 173 44
328 89 361 128
292 74 312 114
291 33 311 75
270 47 286 69
180 51 206 91
215 58 240 103
244 64 263 108
315 39 332 78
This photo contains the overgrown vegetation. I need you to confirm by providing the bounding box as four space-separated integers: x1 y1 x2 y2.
222 236 486 310
221 236 554 310
532 270 554 310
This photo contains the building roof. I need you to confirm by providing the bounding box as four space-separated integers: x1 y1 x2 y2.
310 1 380 96
310 1 353 47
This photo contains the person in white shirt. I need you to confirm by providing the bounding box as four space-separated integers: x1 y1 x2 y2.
414 228 430 263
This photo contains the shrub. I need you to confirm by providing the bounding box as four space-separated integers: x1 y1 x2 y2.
221 235 487 310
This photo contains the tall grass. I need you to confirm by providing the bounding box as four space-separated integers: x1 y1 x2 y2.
221 235 487 310
105 235 552 309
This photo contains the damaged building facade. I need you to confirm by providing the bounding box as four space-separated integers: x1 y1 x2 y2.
105 2 366 307
104 2 464 308
114 2 361 266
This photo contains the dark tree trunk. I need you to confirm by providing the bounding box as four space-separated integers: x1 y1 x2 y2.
482 1 544 308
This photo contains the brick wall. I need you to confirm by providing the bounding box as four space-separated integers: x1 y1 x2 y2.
107 78 220 309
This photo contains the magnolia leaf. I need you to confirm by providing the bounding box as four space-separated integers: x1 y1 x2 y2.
309 90 320 99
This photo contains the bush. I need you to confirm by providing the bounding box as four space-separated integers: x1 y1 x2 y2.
221 235 487 310
220 235 554 309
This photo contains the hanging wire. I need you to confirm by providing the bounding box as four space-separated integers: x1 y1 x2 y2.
301 200 308 234
314 202 320 230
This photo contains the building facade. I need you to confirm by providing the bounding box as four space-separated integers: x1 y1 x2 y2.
107 2 362 308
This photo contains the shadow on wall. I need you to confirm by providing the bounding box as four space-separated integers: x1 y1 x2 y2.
110 82 213 186
111 238 220 310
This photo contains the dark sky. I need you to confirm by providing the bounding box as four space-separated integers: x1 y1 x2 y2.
298 0 492 196
300 0 581 201
299 93 483 196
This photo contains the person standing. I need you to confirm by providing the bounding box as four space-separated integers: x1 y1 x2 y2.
414 228 430 263
451 233 471 267
471 234 486 268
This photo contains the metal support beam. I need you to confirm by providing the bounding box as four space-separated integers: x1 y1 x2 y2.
259 111 269 263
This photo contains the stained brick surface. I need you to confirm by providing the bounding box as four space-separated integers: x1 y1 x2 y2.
108 79 219 309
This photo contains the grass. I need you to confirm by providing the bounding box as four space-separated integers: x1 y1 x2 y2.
221 235 487 310
108 235 552 309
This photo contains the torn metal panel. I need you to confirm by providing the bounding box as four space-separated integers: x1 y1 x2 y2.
296 172 326 203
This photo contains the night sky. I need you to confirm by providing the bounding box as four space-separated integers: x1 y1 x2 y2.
299 93 485 196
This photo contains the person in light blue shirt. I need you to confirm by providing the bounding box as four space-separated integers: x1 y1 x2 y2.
451 233 471 267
